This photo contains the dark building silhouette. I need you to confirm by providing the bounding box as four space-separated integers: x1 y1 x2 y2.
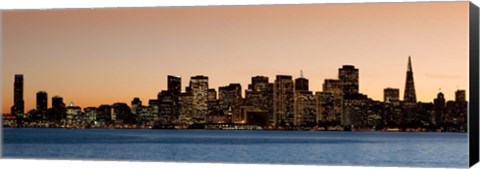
273 75 294 127
245 76 274 125
168 75 182 95
36 91 48 120
434 92 446 126
52 96 66 121
219 83 242 122
339 65 359 95
12 74 25 118
97 104 112 126
384 88 400 103
403 56 417 103
295 71 309 91
455 90 466 102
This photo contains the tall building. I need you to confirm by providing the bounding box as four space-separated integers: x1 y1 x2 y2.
403 56 417 103
12 74 25 118
322 79 343 125
158 91 175 126
36 91 48 120
219 83 242 122
273 75 294 127
245 76 274 125
434 92 446 125
294 91 316 127
295 71 309 91
384 88 400 103
339 65 359 95
316 91 335 124
52 96 66 121
189 75 209 123
168 75 182 95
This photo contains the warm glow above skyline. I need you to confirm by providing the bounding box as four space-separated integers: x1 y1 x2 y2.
1 2 470 113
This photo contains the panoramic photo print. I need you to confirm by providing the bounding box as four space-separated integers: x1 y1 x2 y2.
1 1 471 168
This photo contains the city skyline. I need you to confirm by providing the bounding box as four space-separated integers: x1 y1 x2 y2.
2 2 469 113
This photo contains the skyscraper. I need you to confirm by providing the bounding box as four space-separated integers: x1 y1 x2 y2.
295 71 309 91
322 79 343 125
245 76 274 125
403 56 417 103
434 92 446 125
167 75 182 95
189 75 209 123
52 96 66 121
12 74 25 118
339 65 359 95
36 91 48 120
219 83 242 122
273 75 294 127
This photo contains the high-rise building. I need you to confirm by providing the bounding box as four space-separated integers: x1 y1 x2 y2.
295 71 309 91
189 75 209 123
273 75 294 127
294 90 316 127
316 91 335 124
384 88 400 103
322 79 343 124
158 90 175 126
168 75 182 95
339 65 359 95
434 92 446 125
131 97 142 114
36 91 48 120
52 96 67 121
245 76 274 125
219 83 242 122
12 74 25 118
403 56 417 103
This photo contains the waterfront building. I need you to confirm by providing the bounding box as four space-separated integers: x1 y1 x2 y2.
179 92 194 126
316 91 335 127
295 71 309 91
158 90 175 126
245 76 274 125
273 75 294 127
343 94 369 128
207 88 218 116
167 75 181 122
322 79 343 125
84 107 97 127
36 91 48 120
12 74 25 118
294 90 316 127
97 104 112 127
148 99 159 122
112 102 134 125
51 96 66 121
189 75 209 123
66 102 81 127
434 92 445 126
219 83 242 123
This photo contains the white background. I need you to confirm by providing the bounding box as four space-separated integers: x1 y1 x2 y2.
0 0 478 169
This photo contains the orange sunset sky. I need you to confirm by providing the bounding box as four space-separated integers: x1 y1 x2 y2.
1 2 470 114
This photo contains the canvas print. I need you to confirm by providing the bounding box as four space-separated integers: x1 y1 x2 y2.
1 1 474 168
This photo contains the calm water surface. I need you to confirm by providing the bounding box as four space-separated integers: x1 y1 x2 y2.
1 128 468 167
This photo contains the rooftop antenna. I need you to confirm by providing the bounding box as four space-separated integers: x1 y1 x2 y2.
300 70 304 78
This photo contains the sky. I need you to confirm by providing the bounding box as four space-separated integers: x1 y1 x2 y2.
1 1 470 113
